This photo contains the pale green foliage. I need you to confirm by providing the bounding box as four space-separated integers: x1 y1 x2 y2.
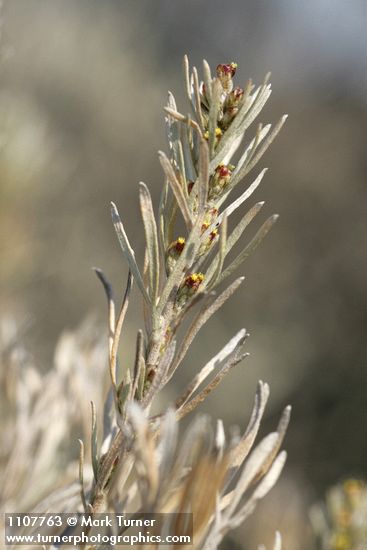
1 56 290 549
310 479 367 550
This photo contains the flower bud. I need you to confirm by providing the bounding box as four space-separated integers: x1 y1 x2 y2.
204 127 223 147
184 272 205 291
208 164 234 201
227 86 244 108
176 272 205 308
216 62 238 92
166 237 186 274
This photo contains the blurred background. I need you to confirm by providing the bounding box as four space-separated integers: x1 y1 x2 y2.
0 0 366 548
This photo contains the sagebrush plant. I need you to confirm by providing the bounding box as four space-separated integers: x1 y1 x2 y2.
1 56 289 549
310 479 367 550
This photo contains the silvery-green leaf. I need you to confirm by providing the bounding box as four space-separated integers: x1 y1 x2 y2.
205 212 227 289
274 532 282 550
231 451 287 526
183 54 192 106
243 115 288 177
229 381 270 472
156 216 203 316
202 59 212 103
210 82 272 171
254 405 291 481
198 138 209 215
158 151 193 230
193 66 204 129
169 277 244 377
90 401 98 482
78 439 87 512
225 201 265 256
208 78 223 156
132 329 145 400
177 343 248 420
111 202 150 304
230 124 272 187
93 268 115 356
139 182 160 303
219 215 279 284
181 124 197 183
219 167 267 213
224 432 279 519
176 329 247 412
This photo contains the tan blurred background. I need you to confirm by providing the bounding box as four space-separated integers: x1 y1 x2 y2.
1 1 367 548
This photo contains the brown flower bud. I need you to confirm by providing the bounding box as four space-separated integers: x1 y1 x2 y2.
175 272 205 309
216 62 238 92
184 272 205 291
208 164 234 201
166 237 186 274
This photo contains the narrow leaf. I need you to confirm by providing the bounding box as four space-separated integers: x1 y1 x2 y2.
139 182 160 303
156 216 203 316
198 138 209 214
210 82 272 171
229 125 272 188
224 432 279 518
169 277 244 376
225 201 265 257
93 268 115 357
231 451 287 526
110 270 133 391
244 115 288 177
183 54 192 104
111 202 150 303
90 401 98 482
219 215 279 284
208 78 223 156
202 59 212 103
78 439 88 512
205 212 227 288
158 151 193 229
229 381 270 470
132 329 145 400
193 66 204 129
177 345 248 421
